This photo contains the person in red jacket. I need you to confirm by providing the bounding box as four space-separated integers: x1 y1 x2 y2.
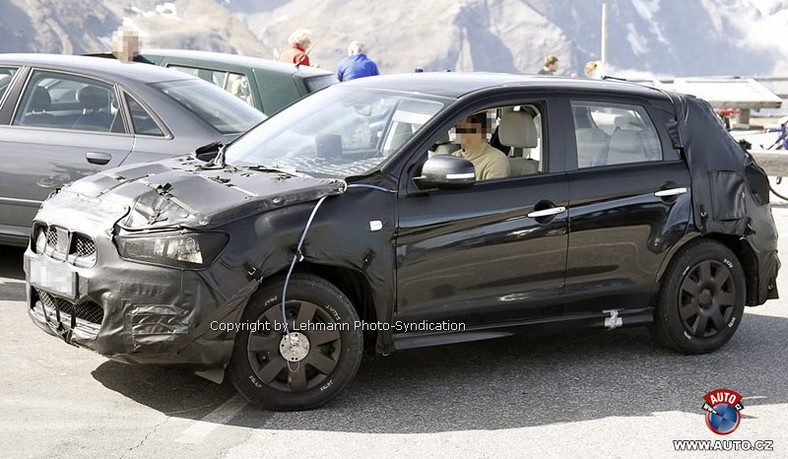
279 29 312 66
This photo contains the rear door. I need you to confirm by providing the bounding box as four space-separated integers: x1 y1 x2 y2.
563 97 692 314
0 68 132 240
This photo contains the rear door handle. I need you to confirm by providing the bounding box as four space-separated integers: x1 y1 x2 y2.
86 152 112 165
527 206 566 218
654 187 688 198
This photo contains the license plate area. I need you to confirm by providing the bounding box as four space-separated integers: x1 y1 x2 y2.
29 258 77 299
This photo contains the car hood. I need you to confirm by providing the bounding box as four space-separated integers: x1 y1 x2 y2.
42 156 346 231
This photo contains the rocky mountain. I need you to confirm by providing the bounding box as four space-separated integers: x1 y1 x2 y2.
1 0 786 78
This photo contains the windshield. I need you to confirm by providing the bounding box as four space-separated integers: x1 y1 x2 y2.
225 86 447 178
153 80 265 134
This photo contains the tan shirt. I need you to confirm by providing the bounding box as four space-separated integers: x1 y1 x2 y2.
460 141 510 180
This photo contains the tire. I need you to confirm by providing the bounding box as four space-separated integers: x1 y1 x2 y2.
229 273 363 411
651 240 746 355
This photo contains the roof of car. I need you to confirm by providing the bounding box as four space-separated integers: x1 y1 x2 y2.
341 72 671 100
140 49 334 77
0 53 197 84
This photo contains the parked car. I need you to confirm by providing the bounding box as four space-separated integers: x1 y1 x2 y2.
91 49 338 115
0 53 265 246
25 73 780 411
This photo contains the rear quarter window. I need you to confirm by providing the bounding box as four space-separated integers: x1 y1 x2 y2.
305 75 338 93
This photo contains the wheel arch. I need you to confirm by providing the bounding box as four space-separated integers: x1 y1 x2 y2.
655 234 757 305
253 262 382 353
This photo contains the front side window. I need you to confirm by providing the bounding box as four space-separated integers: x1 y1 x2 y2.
13 70 118 132
226 86 447 178
0 67 18 101
572 101 662 168
153 79 265 134
427 105 544 181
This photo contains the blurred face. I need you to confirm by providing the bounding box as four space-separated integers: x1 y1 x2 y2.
112 31 141 63
457 117 485 145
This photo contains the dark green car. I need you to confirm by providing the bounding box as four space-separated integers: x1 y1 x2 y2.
138 49 337 115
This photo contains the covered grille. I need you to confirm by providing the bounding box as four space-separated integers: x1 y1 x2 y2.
73 234 96 257
36 289 104 325
35 225 97 266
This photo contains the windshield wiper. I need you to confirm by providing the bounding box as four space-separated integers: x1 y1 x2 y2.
245 164 303 177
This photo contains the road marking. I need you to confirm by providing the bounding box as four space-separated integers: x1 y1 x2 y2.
175 394 248 444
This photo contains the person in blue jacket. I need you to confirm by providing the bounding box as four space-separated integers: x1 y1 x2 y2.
337 41 380 82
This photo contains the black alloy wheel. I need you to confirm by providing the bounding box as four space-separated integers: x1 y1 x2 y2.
229 273 363 411
651 240 746 355
246 299 342 393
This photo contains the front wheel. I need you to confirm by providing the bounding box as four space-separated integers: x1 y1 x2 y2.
229 273 363 411
651 240 745 355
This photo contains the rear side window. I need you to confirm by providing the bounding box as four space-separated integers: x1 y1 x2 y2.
13 70 118 133
572 101 662 168
0 67 18 101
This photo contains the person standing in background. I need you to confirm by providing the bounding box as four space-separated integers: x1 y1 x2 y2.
337 41 379 81
584 60 601 78
279 29 312 66
537 55 559 75
112 25 147 63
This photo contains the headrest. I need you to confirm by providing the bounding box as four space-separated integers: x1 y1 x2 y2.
572 106 595 129
29 87 51 111
435 131 451 144
498 110 538 149
613 112 643 131
77 86 109 110
609 129 643 153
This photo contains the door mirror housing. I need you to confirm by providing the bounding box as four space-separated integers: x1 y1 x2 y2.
413 155 476 190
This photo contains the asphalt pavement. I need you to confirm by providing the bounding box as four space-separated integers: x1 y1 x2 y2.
2 199 788 458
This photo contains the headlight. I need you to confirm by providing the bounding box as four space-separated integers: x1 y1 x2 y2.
115 231 228 269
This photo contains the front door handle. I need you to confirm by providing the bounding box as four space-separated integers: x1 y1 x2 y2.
654 187 688 198
86 152 111 165
527 206 566 218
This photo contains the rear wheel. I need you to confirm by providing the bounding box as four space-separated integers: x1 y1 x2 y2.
651 240 745 354
229 273 363 411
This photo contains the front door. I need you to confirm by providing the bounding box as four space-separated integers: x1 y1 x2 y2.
395 101 569 326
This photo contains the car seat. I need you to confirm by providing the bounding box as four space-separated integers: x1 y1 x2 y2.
604 112 649 166
572 105 610 168
498 109 540 176
71 86 114 132
19 87 56 127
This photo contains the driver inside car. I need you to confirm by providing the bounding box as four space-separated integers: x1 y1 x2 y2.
456 112 510 180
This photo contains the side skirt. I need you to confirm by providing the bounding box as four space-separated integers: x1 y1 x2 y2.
392 307 654 351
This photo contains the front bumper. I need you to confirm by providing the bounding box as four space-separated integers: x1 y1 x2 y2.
24 226 247 369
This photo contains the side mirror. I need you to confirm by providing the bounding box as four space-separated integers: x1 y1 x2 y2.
413 155 475 190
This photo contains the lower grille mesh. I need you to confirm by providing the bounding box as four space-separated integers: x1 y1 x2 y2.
37 289 104 325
